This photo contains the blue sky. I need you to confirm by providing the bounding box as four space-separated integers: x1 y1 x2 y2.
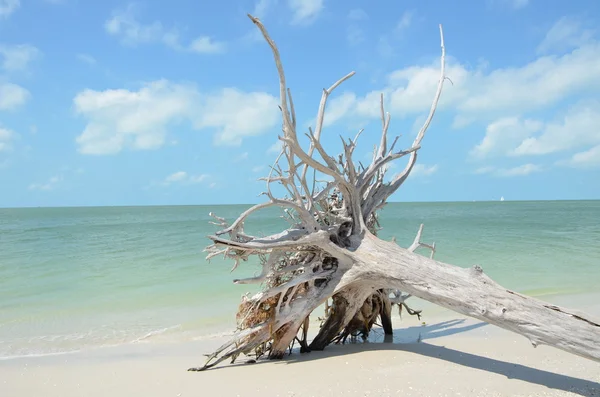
1 0 599 207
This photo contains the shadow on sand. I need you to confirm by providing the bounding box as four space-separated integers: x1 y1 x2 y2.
201 318 600 396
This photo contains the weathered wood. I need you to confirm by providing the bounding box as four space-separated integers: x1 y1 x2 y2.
341 233 600 362
189 13 599 371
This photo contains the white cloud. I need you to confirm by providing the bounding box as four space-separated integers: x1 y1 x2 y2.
498 164 542 176
537 16 595 54
189 36 225 54
0 44 39 111
288 0 323 25
161 171 209 186
252 165 266 173
74 80 199 155
0 126 14 152
105 5 225 53
513 101 600 156
77 53 97 65
196 88 279 146
0 82 30 110
73 80 279 155
410 163 438 177
267 140 283 154
471 117 543 159
0 44 41 72
323 92 357 127
558 145 600 169
322 21 600 129
476 164 542 177
29 175 62 191
471 101 600 162
0 0 19 18
165 171 187 183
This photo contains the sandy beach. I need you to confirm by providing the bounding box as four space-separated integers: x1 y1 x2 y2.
2 293 599 397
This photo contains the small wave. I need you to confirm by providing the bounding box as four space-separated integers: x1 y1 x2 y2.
0 349 82 361
192 330 235 341
132 325 182 343
0 324 184 360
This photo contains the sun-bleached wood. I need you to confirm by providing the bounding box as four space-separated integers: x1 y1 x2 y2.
189 14 600 372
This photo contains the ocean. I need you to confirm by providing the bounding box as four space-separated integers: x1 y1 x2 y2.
1 201 599 360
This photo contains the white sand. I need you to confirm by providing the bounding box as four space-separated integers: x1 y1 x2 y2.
2 293 599 397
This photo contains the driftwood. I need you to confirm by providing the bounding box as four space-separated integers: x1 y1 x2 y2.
188 14 600 371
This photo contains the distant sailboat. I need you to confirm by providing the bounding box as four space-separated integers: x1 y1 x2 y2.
500 196 505 202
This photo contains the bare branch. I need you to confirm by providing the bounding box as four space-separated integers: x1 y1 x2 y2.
361 24 446 219
209 229 330 252
388 24 446 190
408 224 436 258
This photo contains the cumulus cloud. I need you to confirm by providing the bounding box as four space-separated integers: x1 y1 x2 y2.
0 44 40 110
0 83 30 110
105 5 225 53
410 163 438 177
196 88 279 146
0 126 14 152
473 100 600 160
558 145 600 169
267 141 282 154
74 80 199 155
161 171 209 186
322 92 357 127
0 0 19 18
73 80 279 155
470 117 543 159
0 44 41 72
476 164 542 177
188 36 225 54
288 0 323 25
513 100 600 156
323 27 600 129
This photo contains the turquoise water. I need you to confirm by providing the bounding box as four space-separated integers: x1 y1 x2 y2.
1 201 599 359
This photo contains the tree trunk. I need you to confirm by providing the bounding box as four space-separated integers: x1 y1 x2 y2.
340 232 600 362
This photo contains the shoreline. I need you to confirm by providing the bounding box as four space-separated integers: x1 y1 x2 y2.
1 289 597 363
2 292 599 396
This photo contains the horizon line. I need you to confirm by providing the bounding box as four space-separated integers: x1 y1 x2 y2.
1 198 599 210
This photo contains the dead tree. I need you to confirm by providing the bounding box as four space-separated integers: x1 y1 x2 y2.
188 14 600 371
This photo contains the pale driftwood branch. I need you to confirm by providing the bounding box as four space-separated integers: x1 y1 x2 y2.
361 25 447 220
190 16 600 373
345 234 600 362
408 224 436 259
